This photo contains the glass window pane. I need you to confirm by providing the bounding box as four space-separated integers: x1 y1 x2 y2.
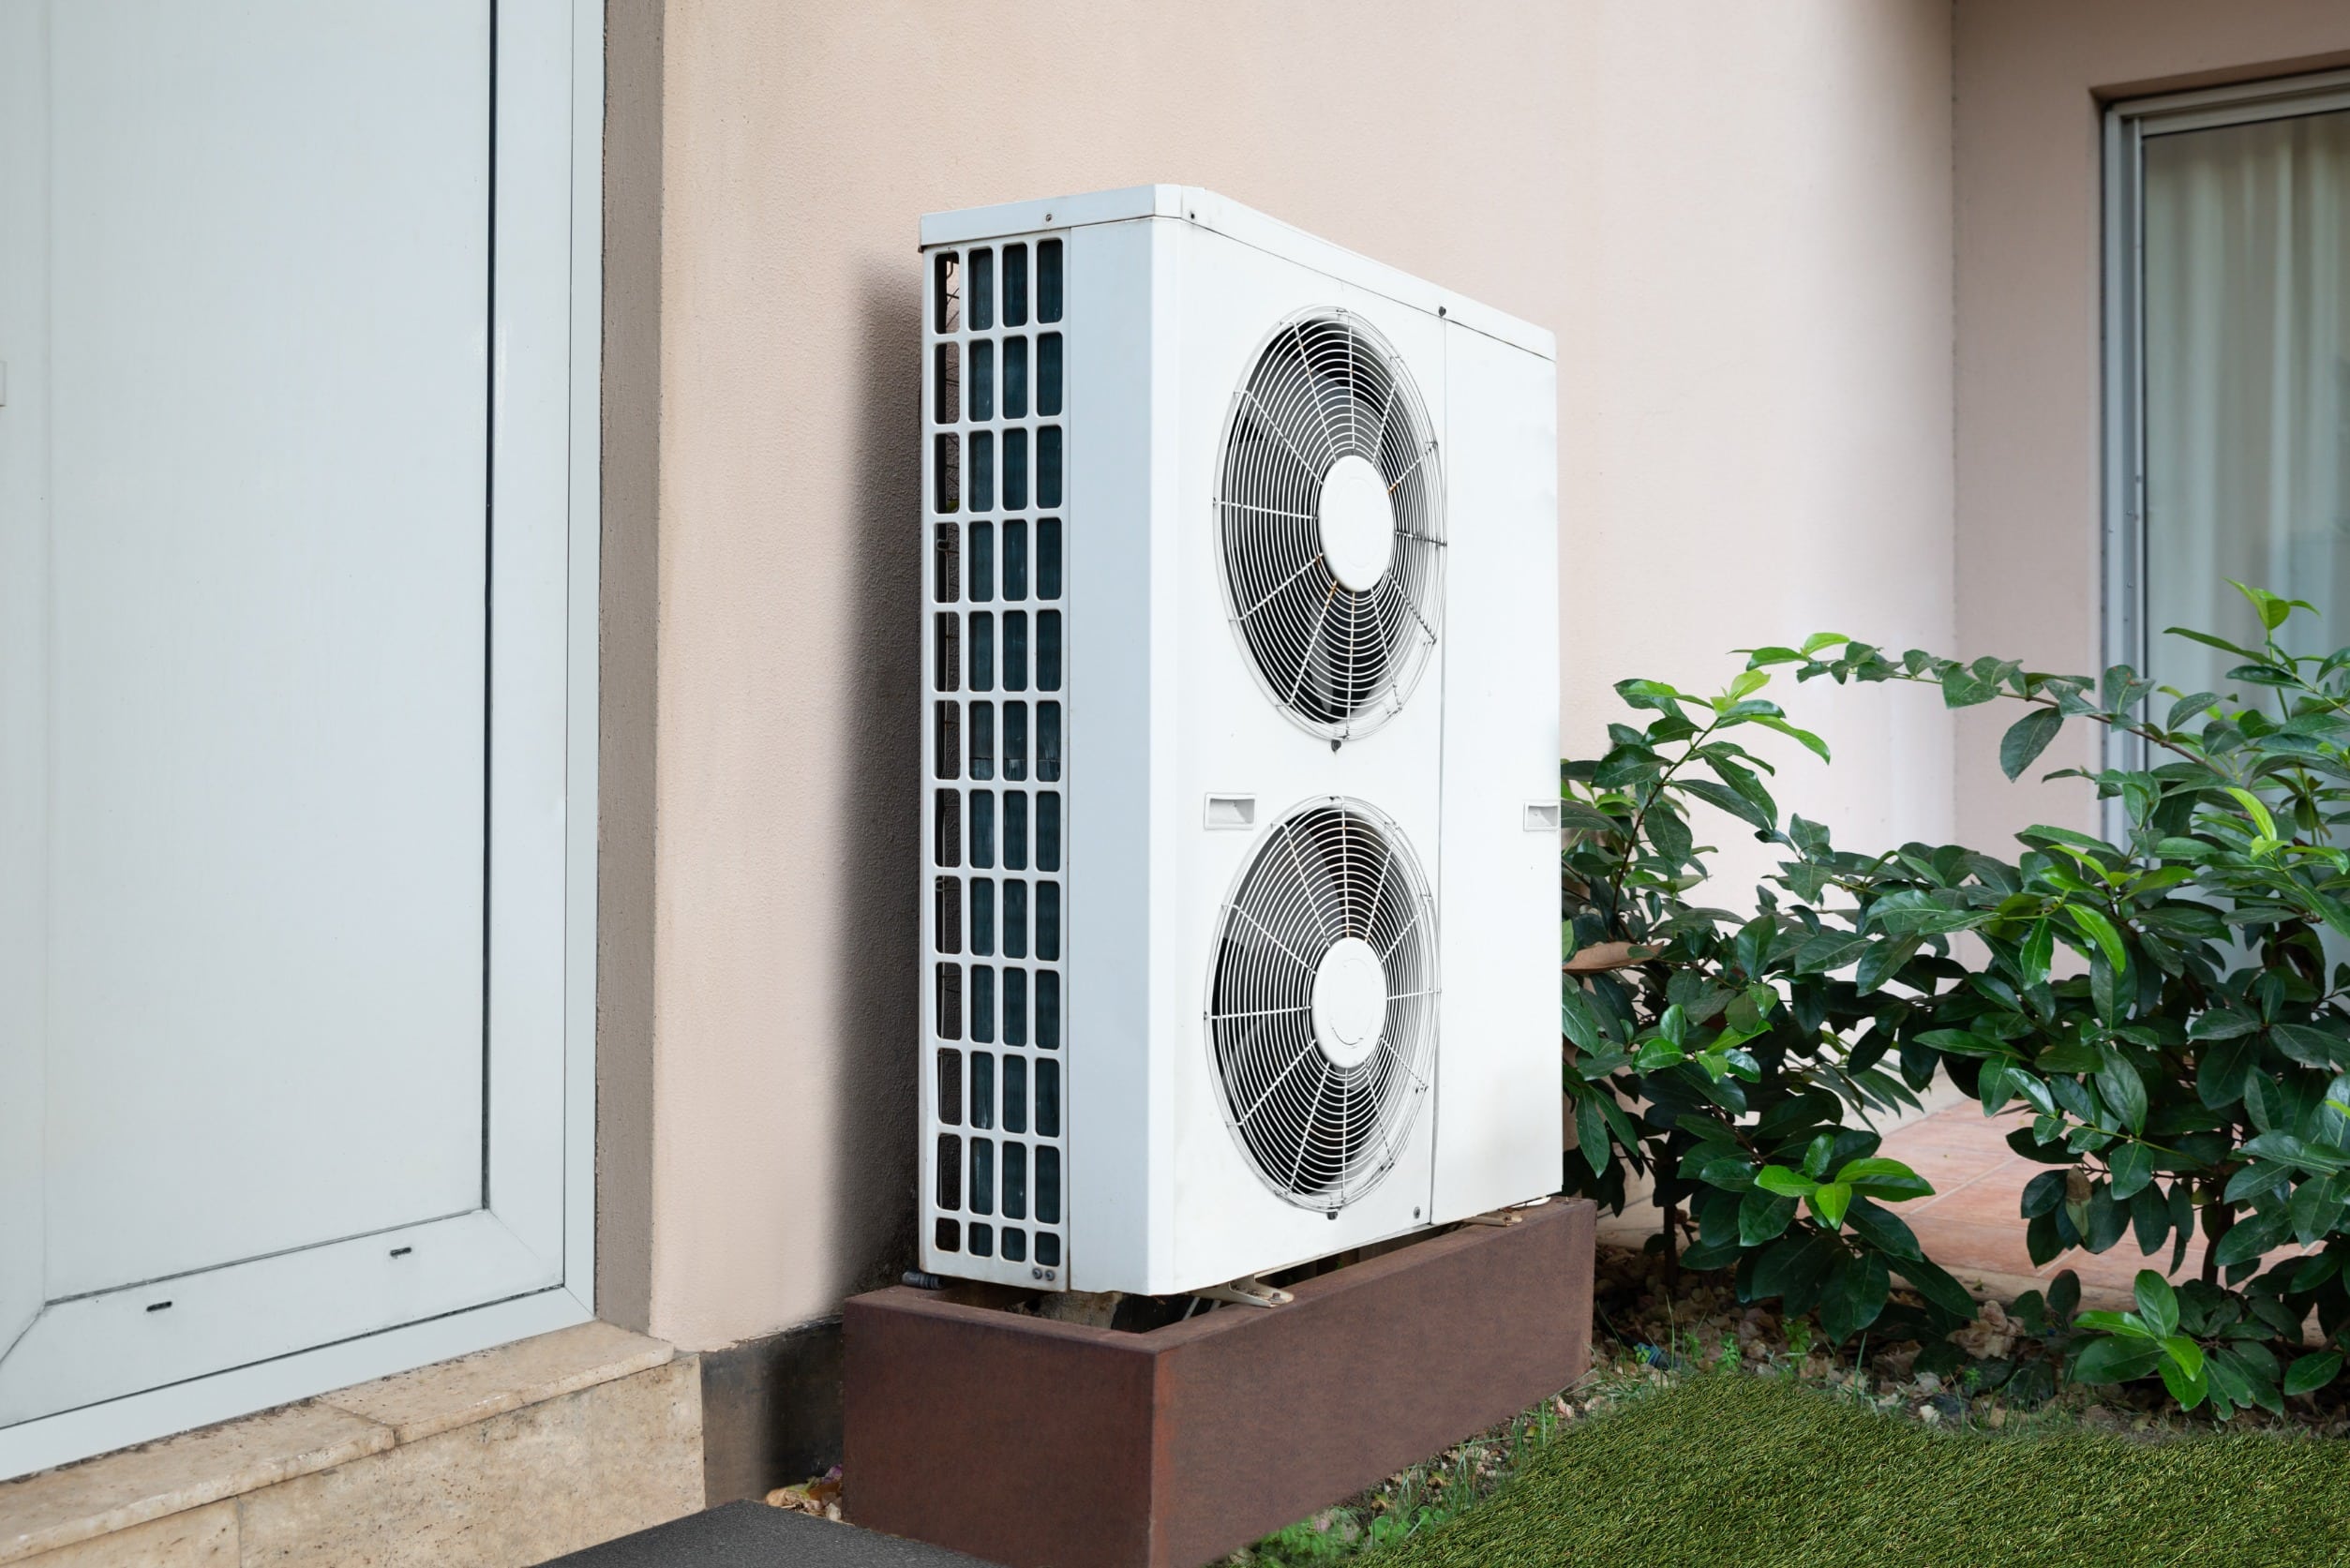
2142 109 2350 695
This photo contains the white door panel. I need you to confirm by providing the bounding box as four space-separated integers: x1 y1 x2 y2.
0 0 48 1371
39 0 490 1302
0 1210 554 1427
0 0 597 1466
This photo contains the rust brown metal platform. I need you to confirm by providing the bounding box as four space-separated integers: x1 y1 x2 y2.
843 1198 1595 1568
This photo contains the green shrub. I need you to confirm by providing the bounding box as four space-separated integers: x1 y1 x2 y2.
1751 584 2350 1412
1568 585 2350 1411
1558 659 1975 1339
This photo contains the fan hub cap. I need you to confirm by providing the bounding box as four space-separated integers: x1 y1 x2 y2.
1316 455 1398 592
1310 936 1388 1070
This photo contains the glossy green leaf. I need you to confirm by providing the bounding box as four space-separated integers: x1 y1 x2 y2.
1999 708 2065 782
1556 800 1625 835
1738 1187 1798 1246
2159 1355 2208 1411
1752 1231 1846 1312
2286 1351 2343 1397
1576 1095 1609 1176
2073 1335 2163 1384
2106 1141 2155 1201
1834 1157 1934 1202
2234 579 2297 631
2020 1169 2069 1218
2272 1022 2350 1069
1890 1254 1977 1320
1560 986 1605 1053
2063 905 2130 976
2212 1207 2290 1267
1677 777 1773 832
1842 1195 1923 1261
2017 919 2054 992
1818 1247 1890 1343
1855 935 1920 995
1748 713 1831 763
2224 786 2279 842
2096 1050 2148 1136
2133 1270 2179 1340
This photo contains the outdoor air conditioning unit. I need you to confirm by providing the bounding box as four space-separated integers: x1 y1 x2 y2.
918 187 1559 1297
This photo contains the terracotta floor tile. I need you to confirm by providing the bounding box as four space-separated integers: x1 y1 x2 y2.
1897 1217 2045 1280
1883 1149 2013 1198
1870 1109 2021 1147
1880 1106 2029 1149
1879 1127 2011 1166
1880 1110 2027 1170
1908 1172 2038 1226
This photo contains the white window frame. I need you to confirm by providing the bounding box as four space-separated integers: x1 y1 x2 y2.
2101 67 2350 792
0 0 603 1480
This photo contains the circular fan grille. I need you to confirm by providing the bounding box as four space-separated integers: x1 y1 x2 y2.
1206 799 1438 1210
1217 313 1444 739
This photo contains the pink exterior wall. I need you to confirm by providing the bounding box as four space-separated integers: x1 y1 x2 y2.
1953 0 2350 853
641 0 1957 1351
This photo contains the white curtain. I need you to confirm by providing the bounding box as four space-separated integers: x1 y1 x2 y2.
2143 108 2350 695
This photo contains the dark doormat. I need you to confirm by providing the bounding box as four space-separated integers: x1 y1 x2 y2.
545 1501 999 1567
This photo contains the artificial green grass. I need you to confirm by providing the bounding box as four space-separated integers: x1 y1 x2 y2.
1383 1372 2350 1567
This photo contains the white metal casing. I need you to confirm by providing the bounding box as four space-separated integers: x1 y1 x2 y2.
919 187 1558 1296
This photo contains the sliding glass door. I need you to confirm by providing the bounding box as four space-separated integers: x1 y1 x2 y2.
2108 73 2350 704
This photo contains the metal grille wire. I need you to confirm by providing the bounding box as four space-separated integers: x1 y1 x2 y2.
1216 313 1444 739
1206 799 1436 1210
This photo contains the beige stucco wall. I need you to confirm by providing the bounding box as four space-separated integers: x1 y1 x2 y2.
641 0 1958 1350
1953 0 2350 854
1562 3 1955 899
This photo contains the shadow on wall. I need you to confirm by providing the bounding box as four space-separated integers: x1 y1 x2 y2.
701 259 929 1513
830 261 925 1298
